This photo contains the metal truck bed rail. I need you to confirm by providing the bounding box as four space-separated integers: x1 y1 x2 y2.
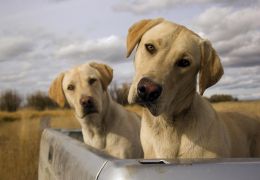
38 129 260 180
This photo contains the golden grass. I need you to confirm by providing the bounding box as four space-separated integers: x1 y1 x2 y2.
0 100 259 179
0 111 21 123
0 109 80 180
212 101 260 117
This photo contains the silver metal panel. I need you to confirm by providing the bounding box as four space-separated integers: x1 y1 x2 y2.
38 129 111 180
38 129 260 180
99 159 260 180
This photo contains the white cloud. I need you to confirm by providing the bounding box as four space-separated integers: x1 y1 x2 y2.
55 35 125 62
0 36 34 61
113 0 259 14
0 26 126 96
48 0 73 3
192 6 260 68
204 66 260 99
0 0 260 100
193 7 260 41
113 0 177 14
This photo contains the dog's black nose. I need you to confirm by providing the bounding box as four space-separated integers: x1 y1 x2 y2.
80 96 94 108
137 77 162 102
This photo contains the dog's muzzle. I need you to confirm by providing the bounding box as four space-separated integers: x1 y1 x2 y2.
80 96 98 115
136 77 162 105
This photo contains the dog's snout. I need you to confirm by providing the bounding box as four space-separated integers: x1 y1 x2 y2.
137 78 162 102
80 96 94 107
79 96 98 115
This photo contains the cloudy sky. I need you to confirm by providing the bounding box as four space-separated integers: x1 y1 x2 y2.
0 0 260 100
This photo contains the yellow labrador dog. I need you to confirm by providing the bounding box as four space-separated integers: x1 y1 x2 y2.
49 62 143 159
126 18 260 158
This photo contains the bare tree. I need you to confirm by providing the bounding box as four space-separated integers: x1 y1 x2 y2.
110 83 130 106
0 90 22 112
209 94 238 103
26 91 58 110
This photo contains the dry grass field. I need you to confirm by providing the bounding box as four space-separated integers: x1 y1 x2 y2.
213 100 260 117
0 109 80 180
0 101 259 180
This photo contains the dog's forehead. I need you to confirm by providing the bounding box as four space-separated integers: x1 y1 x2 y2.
79 64 98 76
141 21 201 57
65 64 98 81
142 22 181 41
142 21 200 45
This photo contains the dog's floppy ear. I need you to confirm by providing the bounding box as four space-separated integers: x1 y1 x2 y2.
126 18 164 58
89 62 113 90
49 72 66 107
199 39 224 95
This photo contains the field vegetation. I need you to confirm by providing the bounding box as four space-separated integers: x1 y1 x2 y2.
0 88 259 179
0 109 79 180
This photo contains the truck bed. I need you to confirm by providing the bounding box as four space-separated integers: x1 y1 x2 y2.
38 129 260 180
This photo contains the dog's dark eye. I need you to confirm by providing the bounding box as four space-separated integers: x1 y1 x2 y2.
67 84 75 91
176 59 190 68
145 43 156 54
88 78 97 85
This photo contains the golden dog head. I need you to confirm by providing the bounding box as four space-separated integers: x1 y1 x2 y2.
126 18 223 116
49 62 113 119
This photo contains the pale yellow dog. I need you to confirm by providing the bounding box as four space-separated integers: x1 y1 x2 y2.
49 62 143 159
126 18 260 158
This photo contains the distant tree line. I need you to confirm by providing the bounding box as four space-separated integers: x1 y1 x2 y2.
206 94 238 103
110 83 130 106
0 87 239 112
0 90 58 112
26 91 58 110
0 90 22 112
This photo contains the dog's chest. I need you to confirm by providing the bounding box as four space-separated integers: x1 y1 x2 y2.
82 129 106 149
144 120 181 158
154 129 180 158
153 129 201 158
177 134 203 158
144 119 200 158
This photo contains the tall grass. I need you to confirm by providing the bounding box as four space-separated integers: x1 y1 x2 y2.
212 100 260 117
0 109 80 180
0 101 259 179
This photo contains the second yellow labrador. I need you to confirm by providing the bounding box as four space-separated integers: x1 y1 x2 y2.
126 18 260 158
49 62 143 159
